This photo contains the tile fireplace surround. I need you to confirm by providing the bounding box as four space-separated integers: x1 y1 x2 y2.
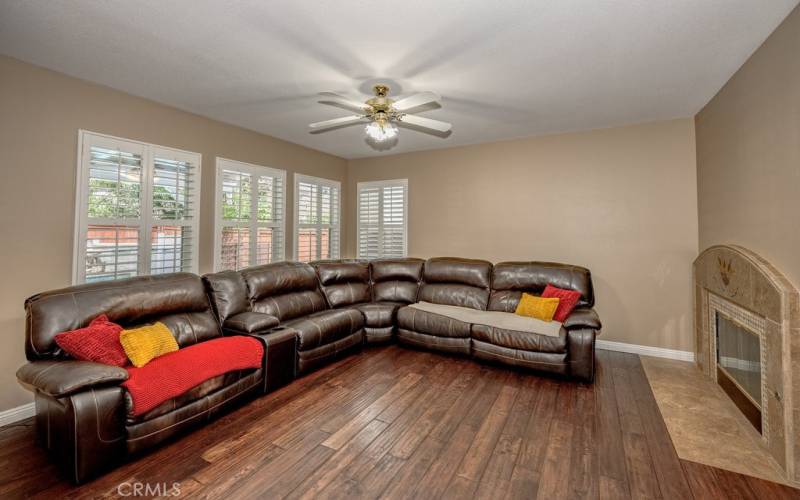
694 244 800 484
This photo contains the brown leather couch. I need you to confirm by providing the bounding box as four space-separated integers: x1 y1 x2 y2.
15 273 264 483
16 256 600 483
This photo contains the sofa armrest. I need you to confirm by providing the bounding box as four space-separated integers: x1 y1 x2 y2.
246 326 298 392
17 360 129 398
222 311 280 335
567 328 596 382
563 308 602 330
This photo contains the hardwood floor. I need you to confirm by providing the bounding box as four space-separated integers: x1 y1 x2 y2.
1 346 798 499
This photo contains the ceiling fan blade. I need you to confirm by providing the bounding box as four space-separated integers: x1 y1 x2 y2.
318 92 372 113
392 91 441 111
398 114 452 133
308 115 366 130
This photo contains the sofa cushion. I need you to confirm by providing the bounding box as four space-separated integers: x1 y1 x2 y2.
419 257 492 310
348 301 404 328
25 273 218 360
489 261 594 311
541 284 582 322
370 258 424 303
405 301 563 337
121 336 263 417
120 322 179 368
284 308 365 351
514 293 560 322
396 305 472 338
423 257 492 288
251 290 327 322
202 270 249 322
243 262 328 321
471 324 567 354
54 314 128 367
313 260 371 308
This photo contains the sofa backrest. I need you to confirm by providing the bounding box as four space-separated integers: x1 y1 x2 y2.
419 257 492 310
25 273 219 361
312 260 371 308
241 261 327 321
489 261 594 312
202 270 249 323
370 258 424 304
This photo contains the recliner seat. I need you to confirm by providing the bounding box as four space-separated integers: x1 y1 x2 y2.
313 258 424 344
207 261 365 375
16 273 263 483
397 257 492 355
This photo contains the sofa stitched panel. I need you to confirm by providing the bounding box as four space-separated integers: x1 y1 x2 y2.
296 330 364 374
471 340 569 373
396 305 472 338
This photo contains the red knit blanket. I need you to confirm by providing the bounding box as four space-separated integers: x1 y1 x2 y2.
122 336 263 416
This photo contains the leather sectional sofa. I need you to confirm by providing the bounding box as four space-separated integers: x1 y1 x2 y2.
16 257 600 483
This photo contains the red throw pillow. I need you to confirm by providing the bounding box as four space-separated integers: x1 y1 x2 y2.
541 285 582 322
54 314 129 367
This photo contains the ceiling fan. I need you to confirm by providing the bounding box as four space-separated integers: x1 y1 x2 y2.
309 84 452 142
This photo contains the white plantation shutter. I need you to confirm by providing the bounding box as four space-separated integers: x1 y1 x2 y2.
74 131 201 284
294 174 340 262
214 158 286 271
150 150 199 274
357 179 408 259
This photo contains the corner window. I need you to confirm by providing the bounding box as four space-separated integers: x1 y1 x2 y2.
357 179 408 259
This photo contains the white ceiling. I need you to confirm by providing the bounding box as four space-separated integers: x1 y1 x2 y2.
1 1 797 159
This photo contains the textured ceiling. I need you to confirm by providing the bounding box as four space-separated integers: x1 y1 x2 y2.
0 0 797 159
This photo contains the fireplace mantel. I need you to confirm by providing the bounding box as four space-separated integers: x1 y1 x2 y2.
694 244 800 483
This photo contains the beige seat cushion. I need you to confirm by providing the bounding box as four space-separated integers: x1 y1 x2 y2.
407 301 563 337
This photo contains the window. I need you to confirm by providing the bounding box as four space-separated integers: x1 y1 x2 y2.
357 179 408 259
74 131 201 283
294 174 340 262
214 158 286 270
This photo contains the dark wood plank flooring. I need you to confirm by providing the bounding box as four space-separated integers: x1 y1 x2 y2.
1 346 798 499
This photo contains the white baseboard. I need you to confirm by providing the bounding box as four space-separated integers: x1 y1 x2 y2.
0 402 35 427
596 339 695 362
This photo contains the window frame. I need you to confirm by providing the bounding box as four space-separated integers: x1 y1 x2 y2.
73 130 202 284
213 157 287 271
356 178 409 259
293 173 341 261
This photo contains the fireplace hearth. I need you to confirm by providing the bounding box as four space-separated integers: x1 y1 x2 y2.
694 245 800 484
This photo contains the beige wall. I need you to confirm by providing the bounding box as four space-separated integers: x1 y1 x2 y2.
345 119 699 353
695 5 800 288
0 55 347 411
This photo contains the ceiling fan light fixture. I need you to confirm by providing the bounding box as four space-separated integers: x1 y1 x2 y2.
365 120 398 142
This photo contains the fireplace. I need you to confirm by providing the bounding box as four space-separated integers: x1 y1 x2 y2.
715 311 762 432
694 245 800 483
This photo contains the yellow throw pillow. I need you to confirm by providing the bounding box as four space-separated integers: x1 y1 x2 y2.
120 322 179 367
515 293 561 322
